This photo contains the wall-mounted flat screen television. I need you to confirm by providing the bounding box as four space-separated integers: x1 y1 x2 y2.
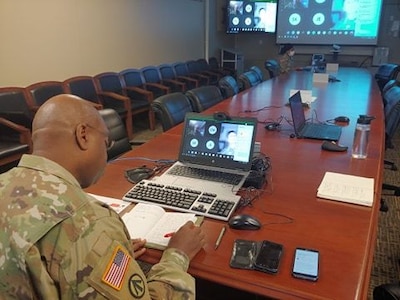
276 0 383 45
226 0 278 34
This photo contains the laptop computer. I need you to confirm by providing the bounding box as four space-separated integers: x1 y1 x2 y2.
151 112 258 195
289 91 342 141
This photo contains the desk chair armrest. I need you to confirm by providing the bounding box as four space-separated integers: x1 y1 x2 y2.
124 86 153 102
162 79 186 92
0 117 32 149
177 76 200 87
143 83 171 94
97 91 132 111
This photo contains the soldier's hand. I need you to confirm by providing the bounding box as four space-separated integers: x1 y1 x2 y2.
131 238 146 259
167 221 206 260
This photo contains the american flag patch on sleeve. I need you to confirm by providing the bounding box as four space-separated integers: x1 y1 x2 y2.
102 245 131 290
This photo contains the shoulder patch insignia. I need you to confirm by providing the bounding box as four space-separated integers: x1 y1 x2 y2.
128 274 146 298
102 245 131 290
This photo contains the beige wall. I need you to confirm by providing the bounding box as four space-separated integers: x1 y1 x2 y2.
0 0 205 86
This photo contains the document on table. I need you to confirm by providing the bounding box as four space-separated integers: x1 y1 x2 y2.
317 172 374 207
88 193 130 214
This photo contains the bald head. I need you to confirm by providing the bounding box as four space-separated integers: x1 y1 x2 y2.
32 94 109 188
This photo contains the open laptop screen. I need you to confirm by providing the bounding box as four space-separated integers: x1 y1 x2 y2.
289 91 306 136
179 112 257 171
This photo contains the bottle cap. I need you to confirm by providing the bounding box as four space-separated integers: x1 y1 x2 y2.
357 115 375 124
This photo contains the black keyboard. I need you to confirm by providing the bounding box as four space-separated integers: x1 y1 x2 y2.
122 180 240 221
167 165 244 185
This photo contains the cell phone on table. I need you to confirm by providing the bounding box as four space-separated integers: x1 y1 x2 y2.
292 247 319 281
253 240 283 274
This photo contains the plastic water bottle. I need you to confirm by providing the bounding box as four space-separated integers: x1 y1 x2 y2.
352 115 375 159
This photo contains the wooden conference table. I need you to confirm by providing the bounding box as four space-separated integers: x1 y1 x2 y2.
86 68 384 299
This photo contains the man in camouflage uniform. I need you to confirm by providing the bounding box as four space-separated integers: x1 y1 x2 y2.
0 94 205 299
278 44 295 75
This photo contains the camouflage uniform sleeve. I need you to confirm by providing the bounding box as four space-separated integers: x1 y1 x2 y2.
146 248 195 299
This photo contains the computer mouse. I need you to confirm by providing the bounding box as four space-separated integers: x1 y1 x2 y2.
228 214 262 230
265 122 280 131
125 167 154 183
321 141 348 152
334 116 350 123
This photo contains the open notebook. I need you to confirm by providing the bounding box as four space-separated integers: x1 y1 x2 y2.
289 91 342 141
154 112 258 195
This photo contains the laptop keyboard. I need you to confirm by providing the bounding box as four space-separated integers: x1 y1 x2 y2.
167 165 244 186
122 180 239 221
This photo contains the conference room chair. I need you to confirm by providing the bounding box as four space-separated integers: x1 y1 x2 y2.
250 65 264 82
186 85 223 113
375 63 400 93
151 92 194 131
158 63 193 91
218 75 240 98
196 58 224 81
173 62 205 88
121 68 168 101
381 85 400 201
63 76 103 110
382 79 400 100
238 70 262 90
98 108 132 161
264 59 280 79
0 87 34 129
186 59 220 85
0 117 32 172
144 65 186 93
208 56 236 77
94 72 151 140
25 81 64 113
139 66 172 99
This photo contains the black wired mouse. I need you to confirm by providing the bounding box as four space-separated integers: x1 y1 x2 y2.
228 214 261 230
321 141 348 152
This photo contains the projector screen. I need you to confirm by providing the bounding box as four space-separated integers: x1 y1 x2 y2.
276 0 383 45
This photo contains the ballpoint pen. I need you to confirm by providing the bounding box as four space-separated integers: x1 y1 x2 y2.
214 225 227 250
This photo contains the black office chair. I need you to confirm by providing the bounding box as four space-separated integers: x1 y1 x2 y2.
375 63 400 93
98 108 132 161
25 81 64 112
264 59 280 79
151 92 194 131
185 85 224 112
218 75 239 98
250 65 264 82
0 87 34 130
382 80 400 101
381 85 400 198
238 70 262 90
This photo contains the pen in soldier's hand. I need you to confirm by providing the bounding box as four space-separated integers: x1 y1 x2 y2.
214 225 227 250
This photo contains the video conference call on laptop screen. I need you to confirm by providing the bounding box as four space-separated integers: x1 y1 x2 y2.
179 113 257 171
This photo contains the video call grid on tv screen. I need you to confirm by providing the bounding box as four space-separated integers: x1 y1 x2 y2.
227 0 278 33
276 0 382 45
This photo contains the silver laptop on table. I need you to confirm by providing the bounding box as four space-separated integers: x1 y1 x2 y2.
153 112 258 195
289 91 342 141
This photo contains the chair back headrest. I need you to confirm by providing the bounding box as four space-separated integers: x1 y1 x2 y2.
95 72 123 93
65 76 99 103
264 59 280 78
26 81 64 106
185 86 223 112
0 88 33 128
152 92 193 131
99 108 131 160
238 70 261 90
250 66 264 81
218 76 239 98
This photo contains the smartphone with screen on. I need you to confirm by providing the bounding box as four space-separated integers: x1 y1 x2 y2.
292 248 319 281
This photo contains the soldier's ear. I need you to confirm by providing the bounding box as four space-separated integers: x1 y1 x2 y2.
75 123 90 150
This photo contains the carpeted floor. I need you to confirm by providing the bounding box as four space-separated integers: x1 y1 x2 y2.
133 116 400 300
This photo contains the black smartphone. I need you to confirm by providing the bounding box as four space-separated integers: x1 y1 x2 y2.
253 240 283 273
292 248 319 281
